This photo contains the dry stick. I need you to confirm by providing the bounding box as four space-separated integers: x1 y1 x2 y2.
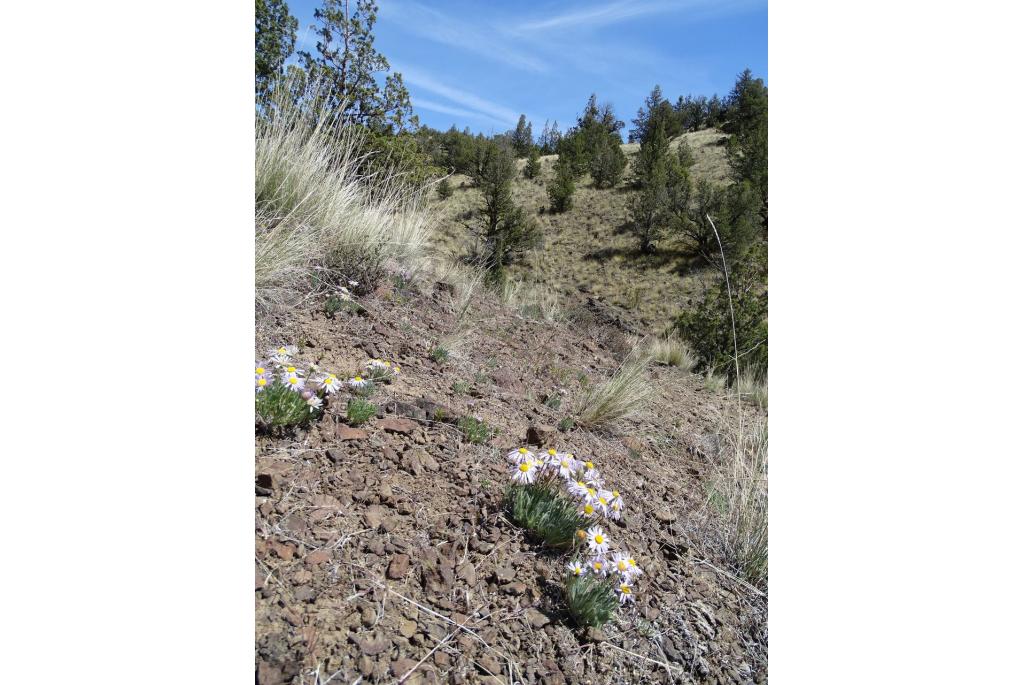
602 641 683 676
705 213 742 418
396 628 457 684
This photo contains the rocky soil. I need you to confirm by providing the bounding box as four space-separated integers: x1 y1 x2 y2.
255 274 767 684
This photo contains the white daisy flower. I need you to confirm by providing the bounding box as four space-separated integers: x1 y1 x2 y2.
555 455 578 479
392 363 401 374
579 501 598 518
608 490 625 521
337 286 353 301
348 280 359 287
270 345 297 364
566 560 585 577
284 373 305 392
281 365 303 378
319 373 340 394
583 486 600 505
507 447 535 464
306 395 323 412
255 376 269 393
255 363 271 393
581 459 596 472
348 375 369 388
511 460 537 485
588 557 609 576
567 479 590 499
595 490 614 515
625 555 643 578
586 526 610 556
366 359 389 370
615 582 635 604
611 553 633 578
583 468 602 486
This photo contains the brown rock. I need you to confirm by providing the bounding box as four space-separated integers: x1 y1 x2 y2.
390 658 419 678
379 417 417 434
477 656 503 677
255 569 264 591
305 550 331 566
622 436 644 453
398 619 417 638
504 581 528 595
493 565 515 583
363 505 386 530
358 656 375 677
525 608 550 628
387 554 411 579
337 425 369 440
526 425 556 447
353 632 389 656
653 508 676 523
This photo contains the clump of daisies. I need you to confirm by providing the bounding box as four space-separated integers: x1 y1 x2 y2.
324 282 364 318
255 345 343 429
502 446 644 628
364 358 401 383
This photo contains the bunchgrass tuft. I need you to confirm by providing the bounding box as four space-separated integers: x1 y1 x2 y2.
256 383 318 429
575 348 655 428
346 398 376 426
737 370 768 409
255 75 429 312
430 345 450 363
505 482 587 550
458 416 491 444
649 336 697 370
704 370 727 392
564 571 619 628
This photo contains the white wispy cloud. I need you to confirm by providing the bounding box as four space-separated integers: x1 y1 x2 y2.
380 1 549 73
412 98 506 128
517 0 759 32
397 66 523 129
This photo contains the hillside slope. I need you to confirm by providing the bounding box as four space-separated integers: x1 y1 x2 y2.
428 128 732 335
255 272 766 684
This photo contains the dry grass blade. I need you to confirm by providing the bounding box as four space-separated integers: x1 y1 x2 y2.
649 335 697 370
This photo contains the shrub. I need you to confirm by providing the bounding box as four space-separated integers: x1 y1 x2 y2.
436 177 453 200
590 137 626 188
558 416 576 432
346 398 376 425
458 416 491 444
675 243 767 380
575 350 655 428
505 482 586 549
451 380 470 394
547 159 575 213
564 571 619 628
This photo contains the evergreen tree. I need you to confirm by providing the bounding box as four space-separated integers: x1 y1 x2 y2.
299 0 415 132
255 0 298 102
590 135 626 188
436 177 453 200
511 115 533 157
476 144 540 277
547 157 575 212
524 147 542 179
724 69 768 207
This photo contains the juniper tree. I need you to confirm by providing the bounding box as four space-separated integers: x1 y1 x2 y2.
547 157 575 213
299 0 414 132
511 115 534 158
524 147 542 179
590 135 626 188
724 69 768 207
476 144 541 278
255 0 299 103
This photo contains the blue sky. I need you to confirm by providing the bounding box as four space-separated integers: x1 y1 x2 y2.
285 0 767 137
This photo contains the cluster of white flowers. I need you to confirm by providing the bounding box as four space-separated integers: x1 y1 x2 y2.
258 345 398 412
366 358 402 380
506 446 641 604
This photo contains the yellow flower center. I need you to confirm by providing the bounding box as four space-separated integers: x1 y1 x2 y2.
618 561 627 571
594 562 602 570
257 378 267 386
612 490 620 498
599 497 608 505
583 504 594 515
518 463 530 472
384 361 391 367
613 502 621 510
324 377 333 384
288 377 298 384
576 530 586 539
574 567 582 575
628 559 636 567
518 447 527 454
354 376 362 382
594 534 604 544
587 488 596 497
548 449 556 456
585 461 594 470
256 367 265 375
278 347 287 355
621 585 631 594
560 460 569 468
286 366 296 373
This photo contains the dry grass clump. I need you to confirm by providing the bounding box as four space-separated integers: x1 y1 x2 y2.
255 76 430 311
706 421 768 587
575 347 655 428
737 370 768 409
649 336 697 370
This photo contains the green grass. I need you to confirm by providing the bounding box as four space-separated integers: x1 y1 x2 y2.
256 383 318 429
451 380 470 394
564 571 619 629
505 482 587 550
346 398 376 426
430 345 450 363
457 416 491 444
